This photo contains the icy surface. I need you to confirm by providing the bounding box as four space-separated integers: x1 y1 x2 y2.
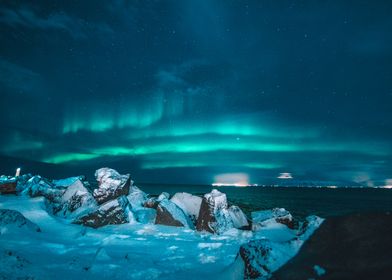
170 192 202 219
52 176 86 188
0 187 323 279
156 198 194 228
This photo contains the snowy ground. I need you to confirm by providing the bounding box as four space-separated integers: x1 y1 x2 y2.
0 193 322 279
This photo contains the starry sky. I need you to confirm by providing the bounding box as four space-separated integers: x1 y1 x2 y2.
0 0 391 186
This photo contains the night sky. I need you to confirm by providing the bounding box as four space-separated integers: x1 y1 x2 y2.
0 1 391 186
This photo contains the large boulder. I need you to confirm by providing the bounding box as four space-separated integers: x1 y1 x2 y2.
170 192 202 224
237 215 323 279
157 192 170 201
155 198 194 228
252 208 296 230
73 196 135 228
0 209 41 233
134 208 157 224
93 168 131 205
46 179 96 219
228 205 250 229
0 177 17 194
239 239 273 279
127 185 148 209
52 176 87 188
273 213 389 280
196 189 233 234
21 175 57 197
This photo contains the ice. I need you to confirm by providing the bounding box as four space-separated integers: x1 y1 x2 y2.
0 173 323 279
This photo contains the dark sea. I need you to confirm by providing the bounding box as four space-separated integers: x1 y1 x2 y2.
138 184 392 219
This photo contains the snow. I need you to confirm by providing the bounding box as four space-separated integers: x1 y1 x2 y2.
52 176 85 188
157 198 194 228
205 189 228 210
94 167 129 190
0 177 324 279
170 192 202 219
228 205 249 229
157 192 170 201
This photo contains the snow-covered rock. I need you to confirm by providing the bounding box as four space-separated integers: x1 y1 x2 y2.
0 177 17 194
21 175 57 197
93 168 131 205
46 179 96 219
196 189 233 234
252 208 295 230
143 197 158 209
127 185 147 209
157 192 170 201
73 196 135 228
228 205 249 229
52 176 87 188
0 209 41 233
155 198 194 228
170 192 202 224
15 174 33 193
236 215 324 279
134 208 157 224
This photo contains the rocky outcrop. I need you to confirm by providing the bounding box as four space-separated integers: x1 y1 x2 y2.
143 197 159 209
196 189 233 234
0 178 17 194
93 168 131 205
273 212 392 280
252 208 295 230
134 208 156 224
228 205 250 229
155 198 194 228
239 239 273 279
73 196 134 228
0 209 41 233
170 192 202 224
127 185 147 209
21 175 57 197
157 192 170 201
46 179 96 219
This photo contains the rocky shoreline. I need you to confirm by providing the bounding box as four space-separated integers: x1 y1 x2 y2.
1 167 323 279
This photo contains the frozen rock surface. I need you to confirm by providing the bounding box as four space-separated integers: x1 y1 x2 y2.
170 192 202 223
238 215 323 279
155 198 194 228
273 212 392 279
0 209 41 233
47 179 96 219
74 196 134 228
228 205 249 229
252 208 295 230
157 192 170 201
196 189 234 234
127 185 148 209
93 168 131 205
0 178 17 194
21 175 57 197
52 176 87 188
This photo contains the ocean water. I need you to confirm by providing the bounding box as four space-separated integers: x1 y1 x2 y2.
139 184 392 219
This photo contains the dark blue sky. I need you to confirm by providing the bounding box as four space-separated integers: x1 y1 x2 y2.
0 0 391 186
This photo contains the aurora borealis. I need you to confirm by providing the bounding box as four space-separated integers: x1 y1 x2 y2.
0 1 392 185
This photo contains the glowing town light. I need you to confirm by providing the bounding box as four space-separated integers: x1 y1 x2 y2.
213 173 250 187
278 172 293 179
15 167 21 177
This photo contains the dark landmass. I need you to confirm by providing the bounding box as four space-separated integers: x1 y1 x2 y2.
273 212 392 280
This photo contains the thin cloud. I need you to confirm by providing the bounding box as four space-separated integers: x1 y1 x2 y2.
0 6 113 39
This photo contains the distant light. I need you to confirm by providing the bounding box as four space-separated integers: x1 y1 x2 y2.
213 173 250 187
278 172 293 179
15 167 21 177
